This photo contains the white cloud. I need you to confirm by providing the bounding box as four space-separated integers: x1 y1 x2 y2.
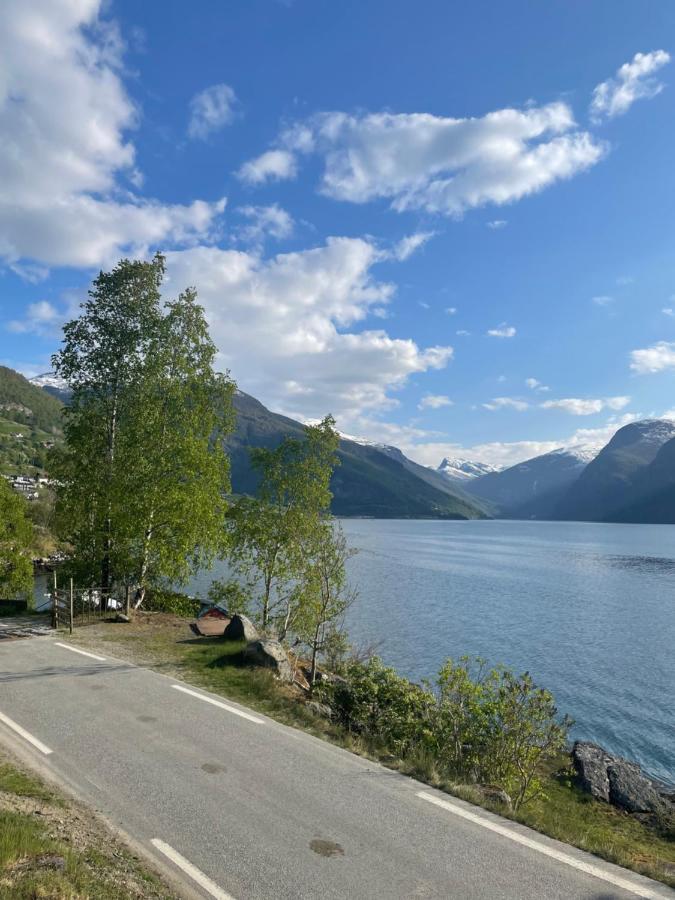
392 231 435 261
541 396 630 415
662 308 674 317
592 295 614 306
487 324 516 338
482 397 529 411
487 220 508 229
0 1 226 269
188 83 237 139
456 329 471 336
590 50 671 122
525 377 550 392
235 204 294 245
445 307 457 315
630 340 675 373
246 101 605 215
164 237 453 422
7 301 61 337
418 394 453 410
236 149 297 185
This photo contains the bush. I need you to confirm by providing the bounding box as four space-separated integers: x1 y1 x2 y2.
143 590 200 618
319 655 571 809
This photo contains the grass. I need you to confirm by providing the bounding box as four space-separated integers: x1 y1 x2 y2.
68 613 675 890
0 753 175 899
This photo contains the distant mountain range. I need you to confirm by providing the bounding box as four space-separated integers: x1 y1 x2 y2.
24 369 675 523
459 419 675 524
437 457 501 482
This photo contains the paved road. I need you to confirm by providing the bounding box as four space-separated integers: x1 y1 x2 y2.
0 637 673 900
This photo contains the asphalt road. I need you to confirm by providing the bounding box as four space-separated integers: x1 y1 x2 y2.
0 636 673 900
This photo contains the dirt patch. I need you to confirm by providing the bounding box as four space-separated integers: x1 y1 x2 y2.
309 838 345 858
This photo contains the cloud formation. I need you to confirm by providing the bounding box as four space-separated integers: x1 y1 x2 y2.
235 204 294 245
487 324 516 338
483 397 529 411
541 396 630 415
590 50 671 122
165 238 453 423
188 83 237 139
236 149 297 185
630 341 675 373
241 102 604 216
418 394 453 410
0 0 226 269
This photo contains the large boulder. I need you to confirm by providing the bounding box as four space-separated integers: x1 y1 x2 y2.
607 760 666 814
223 614 259 643
242 640 293 683
572 741 613 802
572 741 670 815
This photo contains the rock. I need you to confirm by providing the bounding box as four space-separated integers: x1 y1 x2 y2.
242 640 293 682
223 614 259 642
607 760 666 814
460 784 513 810
114 613 130 623
572 741 613 802
306 701 332 719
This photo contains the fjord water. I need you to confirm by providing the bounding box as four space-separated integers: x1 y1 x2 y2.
191 518 674 783
339 519 674 785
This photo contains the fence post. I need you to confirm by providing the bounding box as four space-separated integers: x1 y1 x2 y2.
125 585 130 618
51 570 58 629
69 578 74 635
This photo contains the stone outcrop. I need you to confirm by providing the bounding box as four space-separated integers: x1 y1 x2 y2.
223 614 259 643
242 640 293 682
572 741 672 815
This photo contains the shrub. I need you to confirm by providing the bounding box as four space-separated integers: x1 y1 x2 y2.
143 590 200 618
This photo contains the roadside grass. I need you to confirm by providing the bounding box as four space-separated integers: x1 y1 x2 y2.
0 753 175 899
68 613 675 890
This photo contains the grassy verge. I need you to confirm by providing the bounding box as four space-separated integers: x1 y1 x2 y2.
0 754 175 899
68 612 675 889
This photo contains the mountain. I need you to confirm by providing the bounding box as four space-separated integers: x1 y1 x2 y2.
464 445 599 519
606 436 675 524
29 373 72 404
554 420 675 522
438 457 501 482
228 391 486 519
0 367 64 475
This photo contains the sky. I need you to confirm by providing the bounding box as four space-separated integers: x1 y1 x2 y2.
2 0 675 467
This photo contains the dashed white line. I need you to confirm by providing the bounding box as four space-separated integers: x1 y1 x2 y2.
54 642 106 661
416 791 668 899
0 709 53 755
170 684 264 724
151 838 235 900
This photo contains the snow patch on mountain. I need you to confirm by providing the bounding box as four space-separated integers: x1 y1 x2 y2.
437 458 502 481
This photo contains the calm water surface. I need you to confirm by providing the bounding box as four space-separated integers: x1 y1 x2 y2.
192 519 675 783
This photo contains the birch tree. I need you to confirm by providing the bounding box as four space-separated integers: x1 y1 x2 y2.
0 479 33 599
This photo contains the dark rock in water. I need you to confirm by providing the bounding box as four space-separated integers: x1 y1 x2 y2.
242 640 292 682
572 741 613 802
573 740 672 815
223 614 259 642
607 760 666 814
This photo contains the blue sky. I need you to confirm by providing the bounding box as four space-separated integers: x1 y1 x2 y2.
2 0 675 466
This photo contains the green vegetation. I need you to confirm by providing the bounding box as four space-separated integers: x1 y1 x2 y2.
68 616 675 889
51 254 235 601
0 366 63 477
0 479 33 599
0 754 173 898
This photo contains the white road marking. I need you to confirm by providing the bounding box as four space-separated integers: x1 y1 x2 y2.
417 791 668 899
151 838 235 900
0 709 53 755
171 684 264 724
54 642 106 661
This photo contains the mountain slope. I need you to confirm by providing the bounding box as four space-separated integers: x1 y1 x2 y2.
554 420 675 522
606 435 675 523
0 367 64 475
465 445 598 518
229 391 485 518
438 457 501 482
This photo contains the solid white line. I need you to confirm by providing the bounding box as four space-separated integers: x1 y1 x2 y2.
151 838 235 900
54 642 106 661
0 709 53 755
416 791 668 899
171 684 264 724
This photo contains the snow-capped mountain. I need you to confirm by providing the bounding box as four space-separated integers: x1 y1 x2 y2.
437 457 502 482
29 372 71 402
